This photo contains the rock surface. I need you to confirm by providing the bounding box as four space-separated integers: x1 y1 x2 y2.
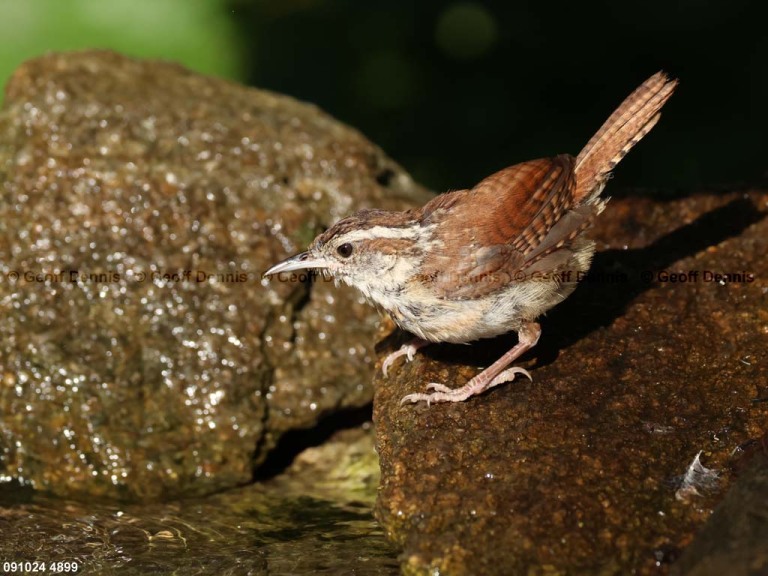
0 51 430 499
374 190 768 575
672 438 768 576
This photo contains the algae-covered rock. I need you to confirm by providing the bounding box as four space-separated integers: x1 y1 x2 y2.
0 426 396 574
0 50 431 499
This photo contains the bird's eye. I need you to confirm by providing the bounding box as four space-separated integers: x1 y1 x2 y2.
337 243 354 258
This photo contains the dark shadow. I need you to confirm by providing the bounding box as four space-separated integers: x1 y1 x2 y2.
538 195 765 364
253 404 373 481
378 196 766 368
0 478 36 507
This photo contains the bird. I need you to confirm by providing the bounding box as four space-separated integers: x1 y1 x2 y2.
264 72 677 405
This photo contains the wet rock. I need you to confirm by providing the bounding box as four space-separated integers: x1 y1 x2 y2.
373 190 768 574
672 437 768 576
0 50 431 499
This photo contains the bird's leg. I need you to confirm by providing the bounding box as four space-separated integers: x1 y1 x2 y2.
400 322 541 405
381 338 429 377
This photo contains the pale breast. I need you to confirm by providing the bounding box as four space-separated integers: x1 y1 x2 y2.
385 277 567 343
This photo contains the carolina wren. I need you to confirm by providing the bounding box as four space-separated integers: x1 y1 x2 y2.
265 73 677 405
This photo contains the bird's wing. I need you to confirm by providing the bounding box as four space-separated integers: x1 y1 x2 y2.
418 156 597 300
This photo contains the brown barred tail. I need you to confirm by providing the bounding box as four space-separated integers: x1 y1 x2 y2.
574 72 677 204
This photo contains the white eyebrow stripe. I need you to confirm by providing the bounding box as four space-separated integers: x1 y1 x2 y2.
338 225 424 244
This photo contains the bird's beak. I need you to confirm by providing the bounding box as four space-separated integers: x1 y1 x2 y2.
262 251 330 277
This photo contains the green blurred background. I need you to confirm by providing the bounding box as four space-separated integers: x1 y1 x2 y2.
1 0 765 194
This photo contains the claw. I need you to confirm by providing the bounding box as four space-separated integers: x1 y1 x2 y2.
489 367 532 388
381 339 428 376
400 392 435 406
425 382 452 393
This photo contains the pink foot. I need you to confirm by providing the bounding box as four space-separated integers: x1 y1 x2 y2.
400 367 532 405
382 339 429 377
399 321 541 406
